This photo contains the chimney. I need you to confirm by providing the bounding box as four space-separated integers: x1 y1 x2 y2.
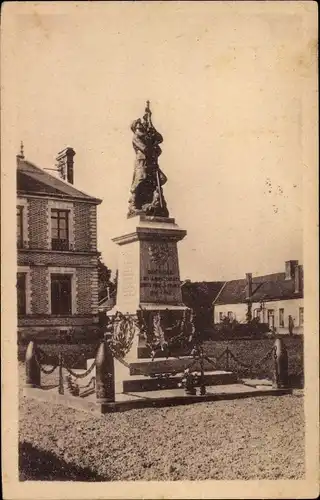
285 260 298 280
245 273 253 300
294 265 303 294
16 141 25 160
56 148 76 184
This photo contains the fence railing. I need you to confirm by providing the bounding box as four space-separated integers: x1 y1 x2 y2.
25 334 291 402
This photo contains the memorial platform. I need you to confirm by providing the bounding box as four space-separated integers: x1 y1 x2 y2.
24 382 292 415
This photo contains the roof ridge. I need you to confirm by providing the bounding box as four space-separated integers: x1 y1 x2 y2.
221 272 285 284
17 158 102 203
215 271 301 305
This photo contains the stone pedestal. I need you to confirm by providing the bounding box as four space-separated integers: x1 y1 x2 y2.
110 214 187 312
108 214 188 361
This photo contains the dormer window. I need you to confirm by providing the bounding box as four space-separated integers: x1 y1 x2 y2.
51 209 69 250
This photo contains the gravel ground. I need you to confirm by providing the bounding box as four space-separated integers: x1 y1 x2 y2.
19 364 305 481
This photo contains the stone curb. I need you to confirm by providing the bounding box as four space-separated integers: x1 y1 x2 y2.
24 385 293 415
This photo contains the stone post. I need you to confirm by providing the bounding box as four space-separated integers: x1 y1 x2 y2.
25 341 41 388
95 339 115 403
58 352 64 395
199 346 206 395
273 338 289 388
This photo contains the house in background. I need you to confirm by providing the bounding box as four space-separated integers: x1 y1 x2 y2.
17 145 102 340
214 260 304 335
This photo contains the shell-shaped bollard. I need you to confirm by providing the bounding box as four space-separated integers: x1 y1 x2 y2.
273 338 289 388
95 340 115 403
25 341 41 388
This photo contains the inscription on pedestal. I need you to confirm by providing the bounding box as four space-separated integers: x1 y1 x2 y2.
140 241 182 304
117 243 140 312
122 265 135 297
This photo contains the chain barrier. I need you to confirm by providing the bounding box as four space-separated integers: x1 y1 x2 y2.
33 342 102 380
36 346 50 361
227 349 252 369
64 359 96 379
203 348 229 370
227 346 275 371
78 376 96 390
111 344 278 390
202 355 218 370
31 331 280 394
258 346 276 366
33 338 278 385
34 352 59 375
184 356 198 373
112 354 131 370
38 344 100 369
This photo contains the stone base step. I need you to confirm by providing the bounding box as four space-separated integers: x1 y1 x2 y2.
137 344 191 359
130 356 219 376
24 385 293 415
123 370 237 392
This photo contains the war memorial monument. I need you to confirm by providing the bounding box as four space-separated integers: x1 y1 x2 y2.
25 103 290 409
107 102 193 365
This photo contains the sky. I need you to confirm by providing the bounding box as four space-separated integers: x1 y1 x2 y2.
7 1 314 281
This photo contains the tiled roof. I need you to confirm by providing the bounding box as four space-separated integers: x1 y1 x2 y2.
17 158 101 203
215 272 303 305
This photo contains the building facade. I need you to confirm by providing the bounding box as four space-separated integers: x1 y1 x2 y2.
214 260 304 335
17 147 102 340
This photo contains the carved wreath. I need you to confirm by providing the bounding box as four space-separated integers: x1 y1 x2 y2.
148 243 169 265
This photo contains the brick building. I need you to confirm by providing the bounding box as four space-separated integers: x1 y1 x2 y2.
17 147 102 340
213 260 304 335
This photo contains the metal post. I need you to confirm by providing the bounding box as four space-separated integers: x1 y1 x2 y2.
58 352 64 395
199 345 206 395
273 338 289 388
25 341 41 388
95 339 115 403
226 347 230 371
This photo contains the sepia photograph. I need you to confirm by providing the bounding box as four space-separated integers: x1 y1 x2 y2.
1 1 318 499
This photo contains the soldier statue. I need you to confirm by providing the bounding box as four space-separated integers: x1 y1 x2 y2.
128 101 169 218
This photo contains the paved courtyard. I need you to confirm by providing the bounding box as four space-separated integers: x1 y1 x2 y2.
19 364 305 481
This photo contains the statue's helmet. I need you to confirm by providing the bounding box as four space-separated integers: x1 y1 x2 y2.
130 119 143 133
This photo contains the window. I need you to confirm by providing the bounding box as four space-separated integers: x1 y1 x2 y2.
219 312 224 323
227 311 234 321
17 206 23 248
51 274 72 315
253 309 261 322
17 273 26 315
51 209 69 250
267 309 275 329
299 307 304 326
279 308 284 327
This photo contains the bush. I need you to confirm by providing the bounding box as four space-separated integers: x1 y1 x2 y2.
18 342 100 368
207 318 272 340
19 327 104 345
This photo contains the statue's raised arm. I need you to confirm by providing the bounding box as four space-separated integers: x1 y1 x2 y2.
128 102 169 218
